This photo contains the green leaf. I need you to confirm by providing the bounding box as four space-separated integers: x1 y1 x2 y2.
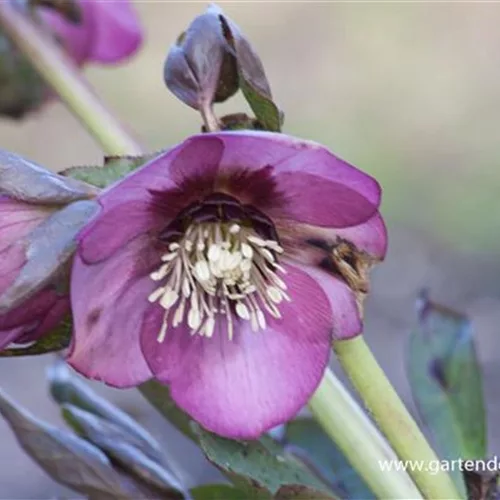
192 424 336 499
219 15 283 132
140 382 335 499
61 404 186 498
191 484 249 500
0 389 151 498
139 380 194 441
408 292 487 497
239 78 283 132
62 153 159 188
0 318 71 357
48 360 163 462
285 418 374 499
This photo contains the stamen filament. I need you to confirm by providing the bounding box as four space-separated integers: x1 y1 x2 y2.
149 221 287 342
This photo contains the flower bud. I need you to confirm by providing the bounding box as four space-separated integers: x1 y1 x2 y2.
164 4 237 111
164 4 282 131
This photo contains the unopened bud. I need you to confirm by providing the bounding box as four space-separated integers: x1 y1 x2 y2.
164 4 237 111
164 4 282 131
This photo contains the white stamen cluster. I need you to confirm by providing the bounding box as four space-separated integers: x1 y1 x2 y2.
148 222 289 342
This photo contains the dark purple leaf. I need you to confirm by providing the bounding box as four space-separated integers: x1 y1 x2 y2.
0 389 150 498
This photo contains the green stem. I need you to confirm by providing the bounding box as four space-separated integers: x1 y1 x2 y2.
0 2 142 156
309 369 423 499
334 336 462 499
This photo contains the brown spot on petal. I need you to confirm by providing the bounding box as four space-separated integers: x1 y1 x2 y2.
331 241 371 294
329 240 375 318
87 308 102 329
276 219 377 319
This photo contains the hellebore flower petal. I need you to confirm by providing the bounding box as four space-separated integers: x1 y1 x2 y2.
0 288 69 350
16 293 69 343
82 0 142 63
294 263 362 340
42 0 142 65
68 235 155 386
0 199 99 312
0 150 98 204
0 196 51 295
78 199 159 264
215 131 380 201
140 263 332 439
213 131 380 226
0 245 26 295
103 135 223 201
79 136 224 264
0 196 51 253
0 328 23 351
332 212 388 261
273 171 377 228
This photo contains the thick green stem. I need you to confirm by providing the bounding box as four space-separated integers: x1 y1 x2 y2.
334 336 462 499
309 369 423 499
0 2 142 156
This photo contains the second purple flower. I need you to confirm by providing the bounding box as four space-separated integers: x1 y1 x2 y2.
41 0 143 66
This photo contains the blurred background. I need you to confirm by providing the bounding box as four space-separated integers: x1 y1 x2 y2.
1 1 500 497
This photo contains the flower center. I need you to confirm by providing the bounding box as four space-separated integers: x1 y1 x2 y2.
148 195 289 342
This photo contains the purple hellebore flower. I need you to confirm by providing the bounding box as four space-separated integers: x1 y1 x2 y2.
0 197 66 349
0 150 99 350
0 196 98 350
41 0 142 66
69 132 387 439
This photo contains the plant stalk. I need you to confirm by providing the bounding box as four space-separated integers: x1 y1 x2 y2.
308 369 423 499
0 2 142 156
334 336 463 499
